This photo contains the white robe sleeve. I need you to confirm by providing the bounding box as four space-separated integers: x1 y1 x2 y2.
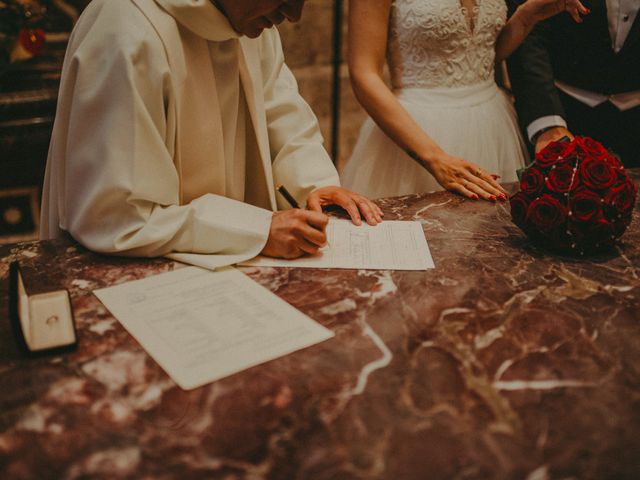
259 29 341 210
44 9 272 262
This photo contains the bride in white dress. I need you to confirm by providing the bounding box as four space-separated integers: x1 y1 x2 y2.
341 0 587 200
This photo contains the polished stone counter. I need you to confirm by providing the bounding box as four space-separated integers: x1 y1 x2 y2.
1 176 639 479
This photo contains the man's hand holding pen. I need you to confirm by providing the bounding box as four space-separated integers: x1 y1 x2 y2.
261 186 383 259
261 209 329 258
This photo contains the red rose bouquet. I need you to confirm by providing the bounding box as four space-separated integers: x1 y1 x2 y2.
510 136 637 254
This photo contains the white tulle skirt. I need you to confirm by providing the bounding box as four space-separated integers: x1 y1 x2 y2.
341 79 528 199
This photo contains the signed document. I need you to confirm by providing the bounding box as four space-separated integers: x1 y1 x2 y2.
242 219 434 270
94 267 333 390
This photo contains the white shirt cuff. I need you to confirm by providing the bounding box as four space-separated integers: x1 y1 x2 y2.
527 116 568 144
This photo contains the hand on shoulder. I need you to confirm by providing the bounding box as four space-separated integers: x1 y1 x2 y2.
520 0 589 26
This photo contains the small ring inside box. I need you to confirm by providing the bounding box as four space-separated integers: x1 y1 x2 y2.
9 261 77 354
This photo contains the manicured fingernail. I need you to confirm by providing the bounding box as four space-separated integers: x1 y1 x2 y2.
473 194 479 200
490 195 497 201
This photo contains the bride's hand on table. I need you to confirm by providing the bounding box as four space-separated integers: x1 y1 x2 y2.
428 153 508 201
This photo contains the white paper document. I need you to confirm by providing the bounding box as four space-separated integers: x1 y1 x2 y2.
242 219 434 270
94 267 334 390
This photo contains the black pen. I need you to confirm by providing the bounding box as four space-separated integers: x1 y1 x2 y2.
276 184 300 209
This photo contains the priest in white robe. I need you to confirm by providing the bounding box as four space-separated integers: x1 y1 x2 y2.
40 0 382 268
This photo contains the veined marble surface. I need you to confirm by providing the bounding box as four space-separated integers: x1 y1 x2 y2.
1 174 639 480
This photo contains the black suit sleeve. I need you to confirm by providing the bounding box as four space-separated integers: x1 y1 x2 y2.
506 0 566 138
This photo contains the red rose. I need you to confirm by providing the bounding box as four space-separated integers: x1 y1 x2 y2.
604 178 637 216
568 217 615 251
628 176 639 196
510 191 529 227
584 218 615 244
612 217 632 237
526 194 568 233
547 161 578 193
575 136 624 168
576 136 608 158
18 28 46 56
615 169 631 184
605 153 624 169
520 166 545 195
569 188 602 221
579 157 617 190
536 139 574 168
568 218 616 252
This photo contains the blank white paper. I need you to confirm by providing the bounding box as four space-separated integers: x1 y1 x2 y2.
93 267 334 390
242 219 434 270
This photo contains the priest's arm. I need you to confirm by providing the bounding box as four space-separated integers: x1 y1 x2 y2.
40 12 272 261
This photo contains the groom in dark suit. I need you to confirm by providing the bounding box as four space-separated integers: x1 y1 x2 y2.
507 0 640 167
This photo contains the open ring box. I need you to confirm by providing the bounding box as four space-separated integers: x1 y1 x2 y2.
9 261 77 355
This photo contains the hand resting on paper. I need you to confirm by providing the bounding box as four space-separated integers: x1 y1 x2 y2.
261 186 383 259
306 186 383 226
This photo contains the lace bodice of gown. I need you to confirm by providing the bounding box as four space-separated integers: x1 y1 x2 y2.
387 0 507 89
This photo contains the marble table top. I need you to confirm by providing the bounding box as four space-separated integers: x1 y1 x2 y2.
1 176 639 479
